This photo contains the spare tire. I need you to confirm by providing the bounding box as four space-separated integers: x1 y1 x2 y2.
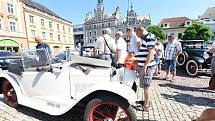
177 52 188 66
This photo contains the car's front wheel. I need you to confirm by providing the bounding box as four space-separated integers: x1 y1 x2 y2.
84 96 137 121
3 80 19 108
186 60 199 76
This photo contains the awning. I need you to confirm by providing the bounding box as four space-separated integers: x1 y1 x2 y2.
0 39 19 47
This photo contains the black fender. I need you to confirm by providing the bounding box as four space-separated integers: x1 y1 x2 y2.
189 56 205 64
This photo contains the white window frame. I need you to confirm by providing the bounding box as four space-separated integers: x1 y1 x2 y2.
49 21 52 29
42 32 46 39
41 19 45 26
58 35 61 41
63 26 65 32
50 33 53 40
57 24 60 30
7 3 14 14
63 35 66 42
31 30 35 38
29 15 34 23
0 18 2 30
10 21 16 32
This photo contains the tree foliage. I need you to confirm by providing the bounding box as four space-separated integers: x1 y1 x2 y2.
147 25 166 43
183 22 213 41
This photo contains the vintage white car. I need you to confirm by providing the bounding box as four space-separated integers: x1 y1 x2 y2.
0 49 137 121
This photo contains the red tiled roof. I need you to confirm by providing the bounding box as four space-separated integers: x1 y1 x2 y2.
160 17 190 28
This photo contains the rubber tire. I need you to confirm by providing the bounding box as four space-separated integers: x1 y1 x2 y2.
186 60 198 77
176 52 188 66
3 80 19 108
209 74 215 90
84 96 137 121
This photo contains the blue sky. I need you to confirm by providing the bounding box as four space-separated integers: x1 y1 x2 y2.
34 0 215 25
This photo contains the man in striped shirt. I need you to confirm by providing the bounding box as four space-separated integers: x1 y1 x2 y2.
135 27 156 110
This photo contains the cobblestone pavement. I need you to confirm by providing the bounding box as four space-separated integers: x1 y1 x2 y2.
0 71 215 121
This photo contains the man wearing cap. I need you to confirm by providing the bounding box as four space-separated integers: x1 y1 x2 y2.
164 34 182 82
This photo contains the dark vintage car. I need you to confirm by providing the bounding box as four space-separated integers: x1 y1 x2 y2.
0 51 21 70
175 40 212 76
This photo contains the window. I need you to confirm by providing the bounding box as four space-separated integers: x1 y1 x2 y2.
31 30 35 38
50 33 53 40
102 23 104 28
68 28 70 33
63 35 66 42
164 24 168 27
57 24 60 30
49 21 52 29
0 19 2 30
7 3 14 14
63 26 65 32
187 22 191 25
42 32 46 39
178 33 183 39
29 15 34 23
108 23 111 26
94 31 96 35
89 32 92 36
10 22 16 32
94 25 96 29
41 19 45 26
58 35 61 41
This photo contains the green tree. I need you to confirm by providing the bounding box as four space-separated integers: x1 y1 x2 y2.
183 22 213 41
147 25 166 43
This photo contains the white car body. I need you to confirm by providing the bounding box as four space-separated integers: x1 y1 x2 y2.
0 49 137 116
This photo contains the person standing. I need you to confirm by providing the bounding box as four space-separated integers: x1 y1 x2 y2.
135 26 156 110
164 34 182 82
154 38 164 76
35 36 51 66
127 27 140 54
115 31 127 69
209 41 215 77
96 28 116 65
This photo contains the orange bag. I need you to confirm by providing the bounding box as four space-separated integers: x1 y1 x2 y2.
124 54 137 70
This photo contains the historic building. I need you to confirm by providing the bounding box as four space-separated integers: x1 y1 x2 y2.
198 7 215 41
84 0 151 46
159 16 192 40
0 0 28 52
73 24 85 47
22 0 74 55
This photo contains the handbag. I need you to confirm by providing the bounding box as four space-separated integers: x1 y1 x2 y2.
103 36 115 66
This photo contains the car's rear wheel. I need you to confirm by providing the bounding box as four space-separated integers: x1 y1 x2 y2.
3 80 19 108
209 74 215 90
186 60 199 76
177 52 188 66
84 96 137 121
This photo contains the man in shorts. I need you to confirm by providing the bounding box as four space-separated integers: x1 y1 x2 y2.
135 27 156 111
164 34 182 82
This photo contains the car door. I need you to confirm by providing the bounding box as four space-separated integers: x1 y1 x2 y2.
20 49 71 100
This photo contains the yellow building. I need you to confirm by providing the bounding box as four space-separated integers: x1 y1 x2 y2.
0 0 28 52
22 0 74 55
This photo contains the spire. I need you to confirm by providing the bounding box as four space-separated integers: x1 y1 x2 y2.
97 0 103 4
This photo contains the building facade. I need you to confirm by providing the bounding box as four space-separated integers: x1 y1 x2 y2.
73 24 85 48
84 0 151 46
198 7 215 41
22 0 74 55
0 0 28 52
159 17 192 40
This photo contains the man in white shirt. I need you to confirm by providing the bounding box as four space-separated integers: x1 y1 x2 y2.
209 41 215 76
127 27 140 54
96 28 116 64
115 31 127 68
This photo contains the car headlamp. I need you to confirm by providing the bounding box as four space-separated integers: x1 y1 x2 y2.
203 52 209 59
